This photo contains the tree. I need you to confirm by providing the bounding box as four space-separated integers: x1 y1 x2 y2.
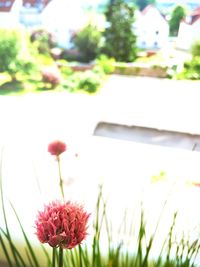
0 29 37 80
0 30 20 77
169 5 186 37
103 0 137 62
134 0 156 11
73 24 102 62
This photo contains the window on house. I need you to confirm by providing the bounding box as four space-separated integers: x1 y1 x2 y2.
155 31 159 35
154 42 158 47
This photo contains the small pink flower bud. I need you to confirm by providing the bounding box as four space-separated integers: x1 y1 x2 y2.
48 140 66 156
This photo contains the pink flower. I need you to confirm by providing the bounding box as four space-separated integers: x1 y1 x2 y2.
48 140 66 156
35 201 90 249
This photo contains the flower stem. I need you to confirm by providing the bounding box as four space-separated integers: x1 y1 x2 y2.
52 247 56 267
57 156 65 200
59 247 63 267
79 245 83 267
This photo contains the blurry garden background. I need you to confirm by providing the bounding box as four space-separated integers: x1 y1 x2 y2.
1 0 200 266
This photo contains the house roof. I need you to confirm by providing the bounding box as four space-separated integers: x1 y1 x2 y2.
141 4 154 15
191 6 200 16
0 0 15 12
22 0 51 11
190 6 200 24
141 4 167 21
0 0 51 12
182 6 200 25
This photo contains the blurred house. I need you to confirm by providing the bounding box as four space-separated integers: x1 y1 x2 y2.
134 5 169 50
0 0 22 28
176 6 200 50
41 0 86 48
19 0 87 48
19 0 51 28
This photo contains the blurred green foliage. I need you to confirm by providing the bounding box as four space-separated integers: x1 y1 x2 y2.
0 29 38 81
103 0 137 62
96 54 115 74
62 66 104 94
191 40 200 57
30 29 57 55
177 57 200 80
73 24 102 63
77 70 103 93
175 39 200 80
169 5 186 37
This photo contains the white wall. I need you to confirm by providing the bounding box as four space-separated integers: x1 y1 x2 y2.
0 0 22 28
19 7 42 29
177 19 200 50
41 0 86 48
135 7 169 49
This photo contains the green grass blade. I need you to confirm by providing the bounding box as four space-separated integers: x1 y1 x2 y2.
69 248 77 267
0 231 13 267
0 156 21 267
25 248 35 267
0 227 27 267
81 244 90 267
41 244 51 267
9 202 40 267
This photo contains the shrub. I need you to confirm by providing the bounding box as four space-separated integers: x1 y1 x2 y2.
59 49 82 62
30 29 57 55
64 69 103 93
56 60 74 77
96 54 115 74
62 72 81 91
72 24 102 63
177 57 200 80
41 66 62 88
191 39 200 57
77 70 102 93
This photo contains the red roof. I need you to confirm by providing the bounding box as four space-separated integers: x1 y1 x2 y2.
191 6 200 16
22 0 50 8
191 6 200 24
191 15 200 24
141 5 154 15
141 4 167 21
0 0 51 12
182 6 200 25
0 0 15 12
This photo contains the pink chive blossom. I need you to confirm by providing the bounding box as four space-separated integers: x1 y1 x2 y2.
48 140 66 156
35 201 90 249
